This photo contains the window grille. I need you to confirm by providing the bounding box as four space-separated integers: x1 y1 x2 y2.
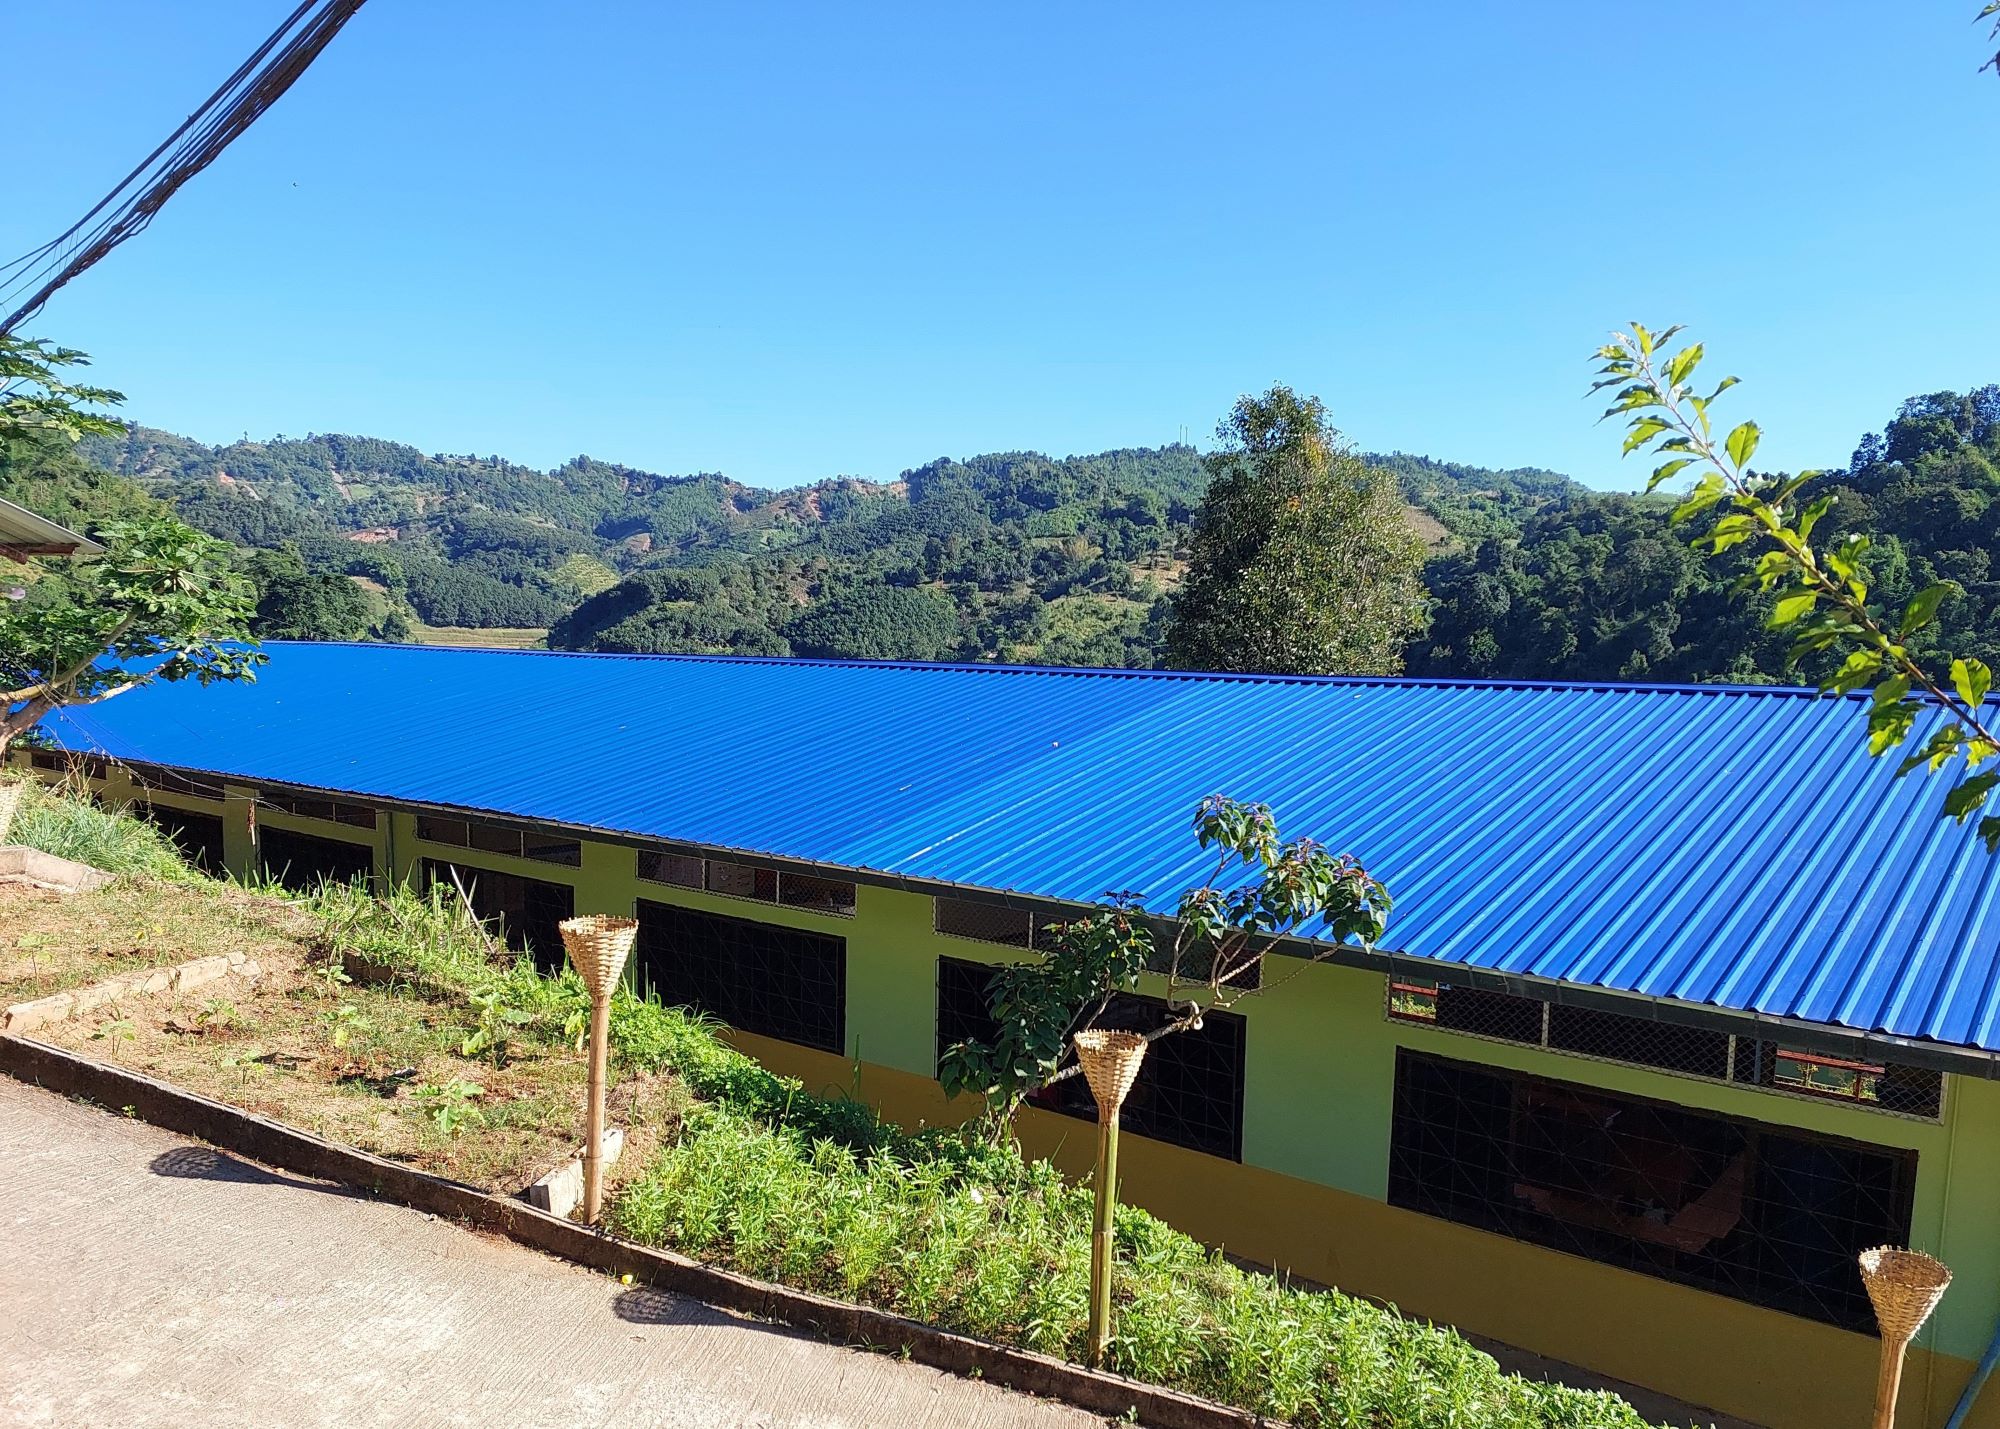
422 858 574 974
1388 1049 1917 1332
637 850 856 917
637 899 845 1053
28 749 106 779
934 957 1245 1161
416 815 579 867
936 897 1034 948
706 859 778 903
260 827 375 893
133 804 226 875
261 788 376 829
637 851 703 890
129 764 227 802
1387 974 1942 1119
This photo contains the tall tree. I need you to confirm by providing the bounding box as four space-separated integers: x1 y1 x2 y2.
245 545 371 642
1165 386 1427 675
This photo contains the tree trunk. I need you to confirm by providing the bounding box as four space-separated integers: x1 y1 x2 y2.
0 695 54 752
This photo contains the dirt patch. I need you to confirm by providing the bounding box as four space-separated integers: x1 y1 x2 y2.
36 932 683 1195
0 879 306 1004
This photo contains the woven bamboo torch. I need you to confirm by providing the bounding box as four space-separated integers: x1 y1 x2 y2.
0 782 21 846
1859 1246 1951 1429
1074 1028 1148 1367
559 914 637 1224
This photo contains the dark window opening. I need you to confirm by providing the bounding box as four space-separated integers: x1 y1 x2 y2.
416 815 579 867
261 788 376 829
706 859 777 903
134 804 226 876
1387 1049 1917 1331
636 850 855 917
935 957 1244 1162
130 764 227 801
936 897 1034 948
636 899 845 1053
423 858 574 975
1390 976 1942 1118
259 826 374 893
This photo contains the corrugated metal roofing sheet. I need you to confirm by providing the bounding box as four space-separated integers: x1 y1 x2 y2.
37 642 2000 1056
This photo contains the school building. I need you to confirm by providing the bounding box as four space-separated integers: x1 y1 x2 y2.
18 641 2000 1429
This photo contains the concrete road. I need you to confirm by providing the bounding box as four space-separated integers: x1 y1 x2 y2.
0 1078 1103 1429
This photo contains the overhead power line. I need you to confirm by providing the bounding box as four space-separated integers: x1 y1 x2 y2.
0 0 370 338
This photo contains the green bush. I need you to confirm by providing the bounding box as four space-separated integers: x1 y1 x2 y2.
4 776 196 880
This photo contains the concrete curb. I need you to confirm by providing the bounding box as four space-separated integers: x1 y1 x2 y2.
0 1034 1272 1429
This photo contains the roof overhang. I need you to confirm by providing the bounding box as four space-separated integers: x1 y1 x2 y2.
0 496 101 561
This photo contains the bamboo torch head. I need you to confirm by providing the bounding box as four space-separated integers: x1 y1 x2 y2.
559 915 637 1002
1074 1029 1148 1121
0 782 21 845
1859 1247 1951 1346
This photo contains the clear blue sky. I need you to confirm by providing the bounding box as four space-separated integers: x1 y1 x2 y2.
4 2 1995 490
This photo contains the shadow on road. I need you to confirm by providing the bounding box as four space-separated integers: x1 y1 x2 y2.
148 1145 356 1196
614 1285 739 1329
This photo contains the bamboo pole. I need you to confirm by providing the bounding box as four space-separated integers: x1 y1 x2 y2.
559 915 637 1226
1859 1246 1951 1429
1074 1028 1147 1368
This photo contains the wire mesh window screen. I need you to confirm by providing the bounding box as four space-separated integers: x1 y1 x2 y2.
129 764 227 801
1388 1049 1916 1332
935 897 1034 948
133 803 226 875
260 788 377 829
935 956 1000 1072
637 851 704 890
422 858 574 974
780 872 857 917
706 859 778 903
415 815 578 866
1388 975 1942 1119
637 899 845 1054
260 826 375 894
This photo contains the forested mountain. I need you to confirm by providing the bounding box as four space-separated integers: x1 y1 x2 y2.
57 382 2000 685
75 425 1567 666
1410 387 2000 683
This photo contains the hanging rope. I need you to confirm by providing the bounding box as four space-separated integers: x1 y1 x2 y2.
0 0 370 337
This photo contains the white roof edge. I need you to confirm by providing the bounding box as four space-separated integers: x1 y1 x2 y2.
0 495 102 557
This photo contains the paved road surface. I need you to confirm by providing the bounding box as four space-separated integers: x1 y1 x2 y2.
0 1078 1102 1429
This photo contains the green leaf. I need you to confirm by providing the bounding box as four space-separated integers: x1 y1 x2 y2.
1980 815 2000 855
1647 457 1698 490
1665 343 1704 389
1724 421 1761 470
1622 416 1670 455
1953 657 1992 712
1942 771 1999 822
1768 589 1817 627
1897 582 1959 639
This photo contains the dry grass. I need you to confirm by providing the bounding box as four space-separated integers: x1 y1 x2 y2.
0 879 307 1004
27 885 682 1191
409 622 548 649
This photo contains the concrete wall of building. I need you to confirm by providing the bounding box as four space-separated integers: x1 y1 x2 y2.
26 758 2000 1429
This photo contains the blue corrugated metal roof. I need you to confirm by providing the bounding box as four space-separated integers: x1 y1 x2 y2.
37 642 2000 1057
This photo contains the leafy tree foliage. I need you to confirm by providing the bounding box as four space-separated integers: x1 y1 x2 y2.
1595 325 2000 849
783 584 961 661
0 336 122 451
244 545 372 641
939 797 1390 1127
1166 387 1428 675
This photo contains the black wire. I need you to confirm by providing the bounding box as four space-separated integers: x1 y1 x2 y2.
0 0 367 337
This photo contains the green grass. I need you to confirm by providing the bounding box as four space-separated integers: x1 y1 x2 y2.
4 775 196 880
601 999 1659 1429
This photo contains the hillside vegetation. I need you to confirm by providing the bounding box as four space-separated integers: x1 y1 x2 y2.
46 381 2000 683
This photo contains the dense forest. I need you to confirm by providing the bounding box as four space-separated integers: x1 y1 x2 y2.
41 382 1999 685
